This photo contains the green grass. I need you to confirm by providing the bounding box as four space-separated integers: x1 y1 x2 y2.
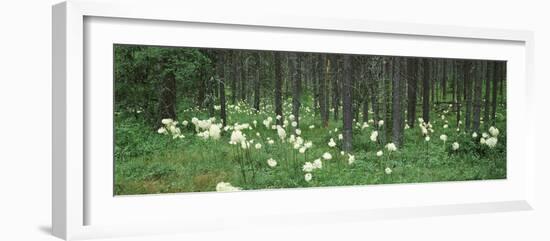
114 96 506 195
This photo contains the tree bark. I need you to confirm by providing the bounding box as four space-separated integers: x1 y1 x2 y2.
422 58 430 123
253 52 261 112
472 61 483 132
491 61 500 125
483 61 492 127
291 53 302 127
159 67 177 120
464 61 473 130
407 58 417 127
274 52 283 125
216 51 227 127
342 55 353 152
231 51 238 104
319 54 329 127
392 57 404 147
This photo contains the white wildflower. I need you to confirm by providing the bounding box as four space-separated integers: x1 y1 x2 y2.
348 154 355 164
229 130 245 145
322 152 332 160
370 131 378 142
486 137 498 148
276 125 286 141
452 142 460 151
440 134 447 143
255 143 262 149
161 118 174 125
157 127 167 134
303 162 314 172
385 167 392 175
313 159 322 169
376 150 383 157
385 143 397 152
216 182 241 192
208 124 222 140
304 173 312 182
328 138 337 148
489 126 500 137
267 158 277 167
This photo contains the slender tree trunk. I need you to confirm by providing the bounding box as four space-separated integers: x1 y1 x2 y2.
332 56 340 121
342 55 353 152
472 61 483 132
319 54 328 127
240 52 247 102
422 58 430 123
274 52 283 125
216 51 227 127
253 52 261 112
464 61 473 130
442 60 448 101
368 57 380 123
362 57 369 123
231 51 238 104
456 61 463 127
407 58 417 127
159 69 177 120
392 57 404 147
500 62 506 103
291 53 302 127
483 61 492 127
383 58 393 142
491 61 500 124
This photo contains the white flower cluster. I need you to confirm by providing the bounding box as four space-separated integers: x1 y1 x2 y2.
302 158 324 182
370 131 378 142
157 118 184 139
480 126 499 149
215 182 241 192
267 158 277 167
385 143 397 152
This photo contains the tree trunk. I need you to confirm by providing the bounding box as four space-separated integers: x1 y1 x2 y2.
472 61 483 132
240 52 247 102
319 54 328 127
483 61 492 127
159 69 177 120
491 61 500 125
342 55 353 152
291 53 302 127
332 56 340 121
392 57 404 147
464 61 473 130
407 58 417 127
274 52 283 125
231 51 238 104
217 51 227 127
253 52 261 112
422 58 430 123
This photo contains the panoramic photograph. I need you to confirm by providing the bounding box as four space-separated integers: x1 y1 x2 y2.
113 44 507 195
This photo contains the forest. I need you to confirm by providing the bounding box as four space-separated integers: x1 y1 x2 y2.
114 44 506 195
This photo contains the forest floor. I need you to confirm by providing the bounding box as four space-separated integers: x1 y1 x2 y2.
114 97 506 195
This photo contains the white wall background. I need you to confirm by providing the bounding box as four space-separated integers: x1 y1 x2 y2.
0 0 548 240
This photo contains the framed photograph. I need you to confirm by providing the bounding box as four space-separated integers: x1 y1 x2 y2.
53 0 535 240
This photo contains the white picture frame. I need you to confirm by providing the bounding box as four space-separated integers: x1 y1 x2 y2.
52 0 536 240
